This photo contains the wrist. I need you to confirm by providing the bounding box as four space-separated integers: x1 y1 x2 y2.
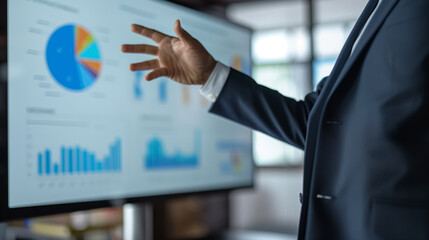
201 58 217 86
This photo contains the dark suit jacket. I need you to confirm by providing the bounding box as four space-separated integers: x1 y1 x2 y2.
210 0 429 239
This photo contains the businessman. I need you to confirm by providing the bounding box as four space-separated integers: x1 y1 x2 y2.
122 0 429 239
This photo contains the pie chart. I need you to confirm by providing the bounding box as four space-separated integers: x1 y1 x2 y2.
46 24 101 91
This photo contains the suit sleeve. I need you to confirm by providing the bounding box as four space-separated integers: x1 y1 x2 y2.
209 68 327 150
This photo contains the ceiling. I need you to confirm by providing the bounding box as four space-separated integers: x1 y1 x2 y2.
227 0 366 30
167 0 286 17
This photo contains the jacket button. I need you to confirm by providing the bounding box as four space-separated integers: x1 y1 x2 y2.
208 93 217 101
325 120 343 125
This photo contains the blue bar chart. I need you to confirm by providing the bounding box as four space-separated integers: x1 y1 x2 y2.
37 139 121 176
159 79 167 102
145 131 200 169
133 72 167 103
134 71 144 99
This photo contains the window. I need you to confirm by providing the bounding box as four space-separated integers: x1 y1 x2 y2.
228 0 364 167
313 58 336 87
252 63 308 166
251 29 310 166
312 23 353 87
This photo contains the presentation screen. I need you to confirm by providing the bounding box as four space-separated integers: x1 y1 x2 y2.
3 0 252 215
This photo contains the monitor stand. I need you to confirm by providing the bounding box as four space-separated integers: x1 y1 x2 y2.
123 203 153 240
0 223 6 239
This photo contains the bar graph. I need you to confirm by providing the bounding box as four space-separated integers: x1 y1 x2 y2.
133 72 167 103
37 139 121 176
134 71 144 99
182 86 190 105
159 78 167 102
145 131 200 169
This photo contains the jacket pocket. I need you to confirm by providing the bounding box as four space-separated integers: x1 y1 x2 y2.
370 199 429 240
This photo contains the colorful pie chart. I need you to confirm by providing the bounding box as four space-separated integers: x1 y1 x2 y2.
46 24 101 91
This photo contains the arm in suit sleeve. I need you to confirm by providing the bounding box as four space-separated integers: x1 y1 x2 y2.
209 68 327 150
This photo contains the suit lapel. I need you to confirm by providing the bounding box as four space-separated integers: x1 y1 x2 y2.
326 0 399 99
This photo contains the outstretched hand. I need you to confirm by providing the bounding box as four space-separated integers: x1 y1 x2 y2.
121 20 216 85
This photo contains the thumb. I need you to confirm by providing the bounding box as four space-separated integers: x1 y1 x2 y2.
174 20 193 44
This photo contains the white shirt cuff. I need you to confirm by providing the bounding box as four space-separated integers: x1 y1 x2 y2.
199 62 230 103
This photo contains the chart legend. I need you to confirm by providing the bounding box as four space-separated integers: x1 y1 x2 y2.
216 140 250 174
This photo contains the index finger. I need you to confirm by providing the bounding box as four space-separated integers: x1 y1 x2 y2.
131 24 169 44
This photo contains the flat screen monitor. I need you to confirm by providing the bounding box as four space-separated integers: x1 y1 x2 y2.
0 0 253 221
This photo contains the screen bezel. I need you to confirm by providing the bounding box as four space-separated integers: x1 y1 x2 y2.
0 0 254 222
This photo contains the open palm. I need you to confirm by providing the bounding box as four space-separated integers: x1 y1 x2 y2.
121 20 216 85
